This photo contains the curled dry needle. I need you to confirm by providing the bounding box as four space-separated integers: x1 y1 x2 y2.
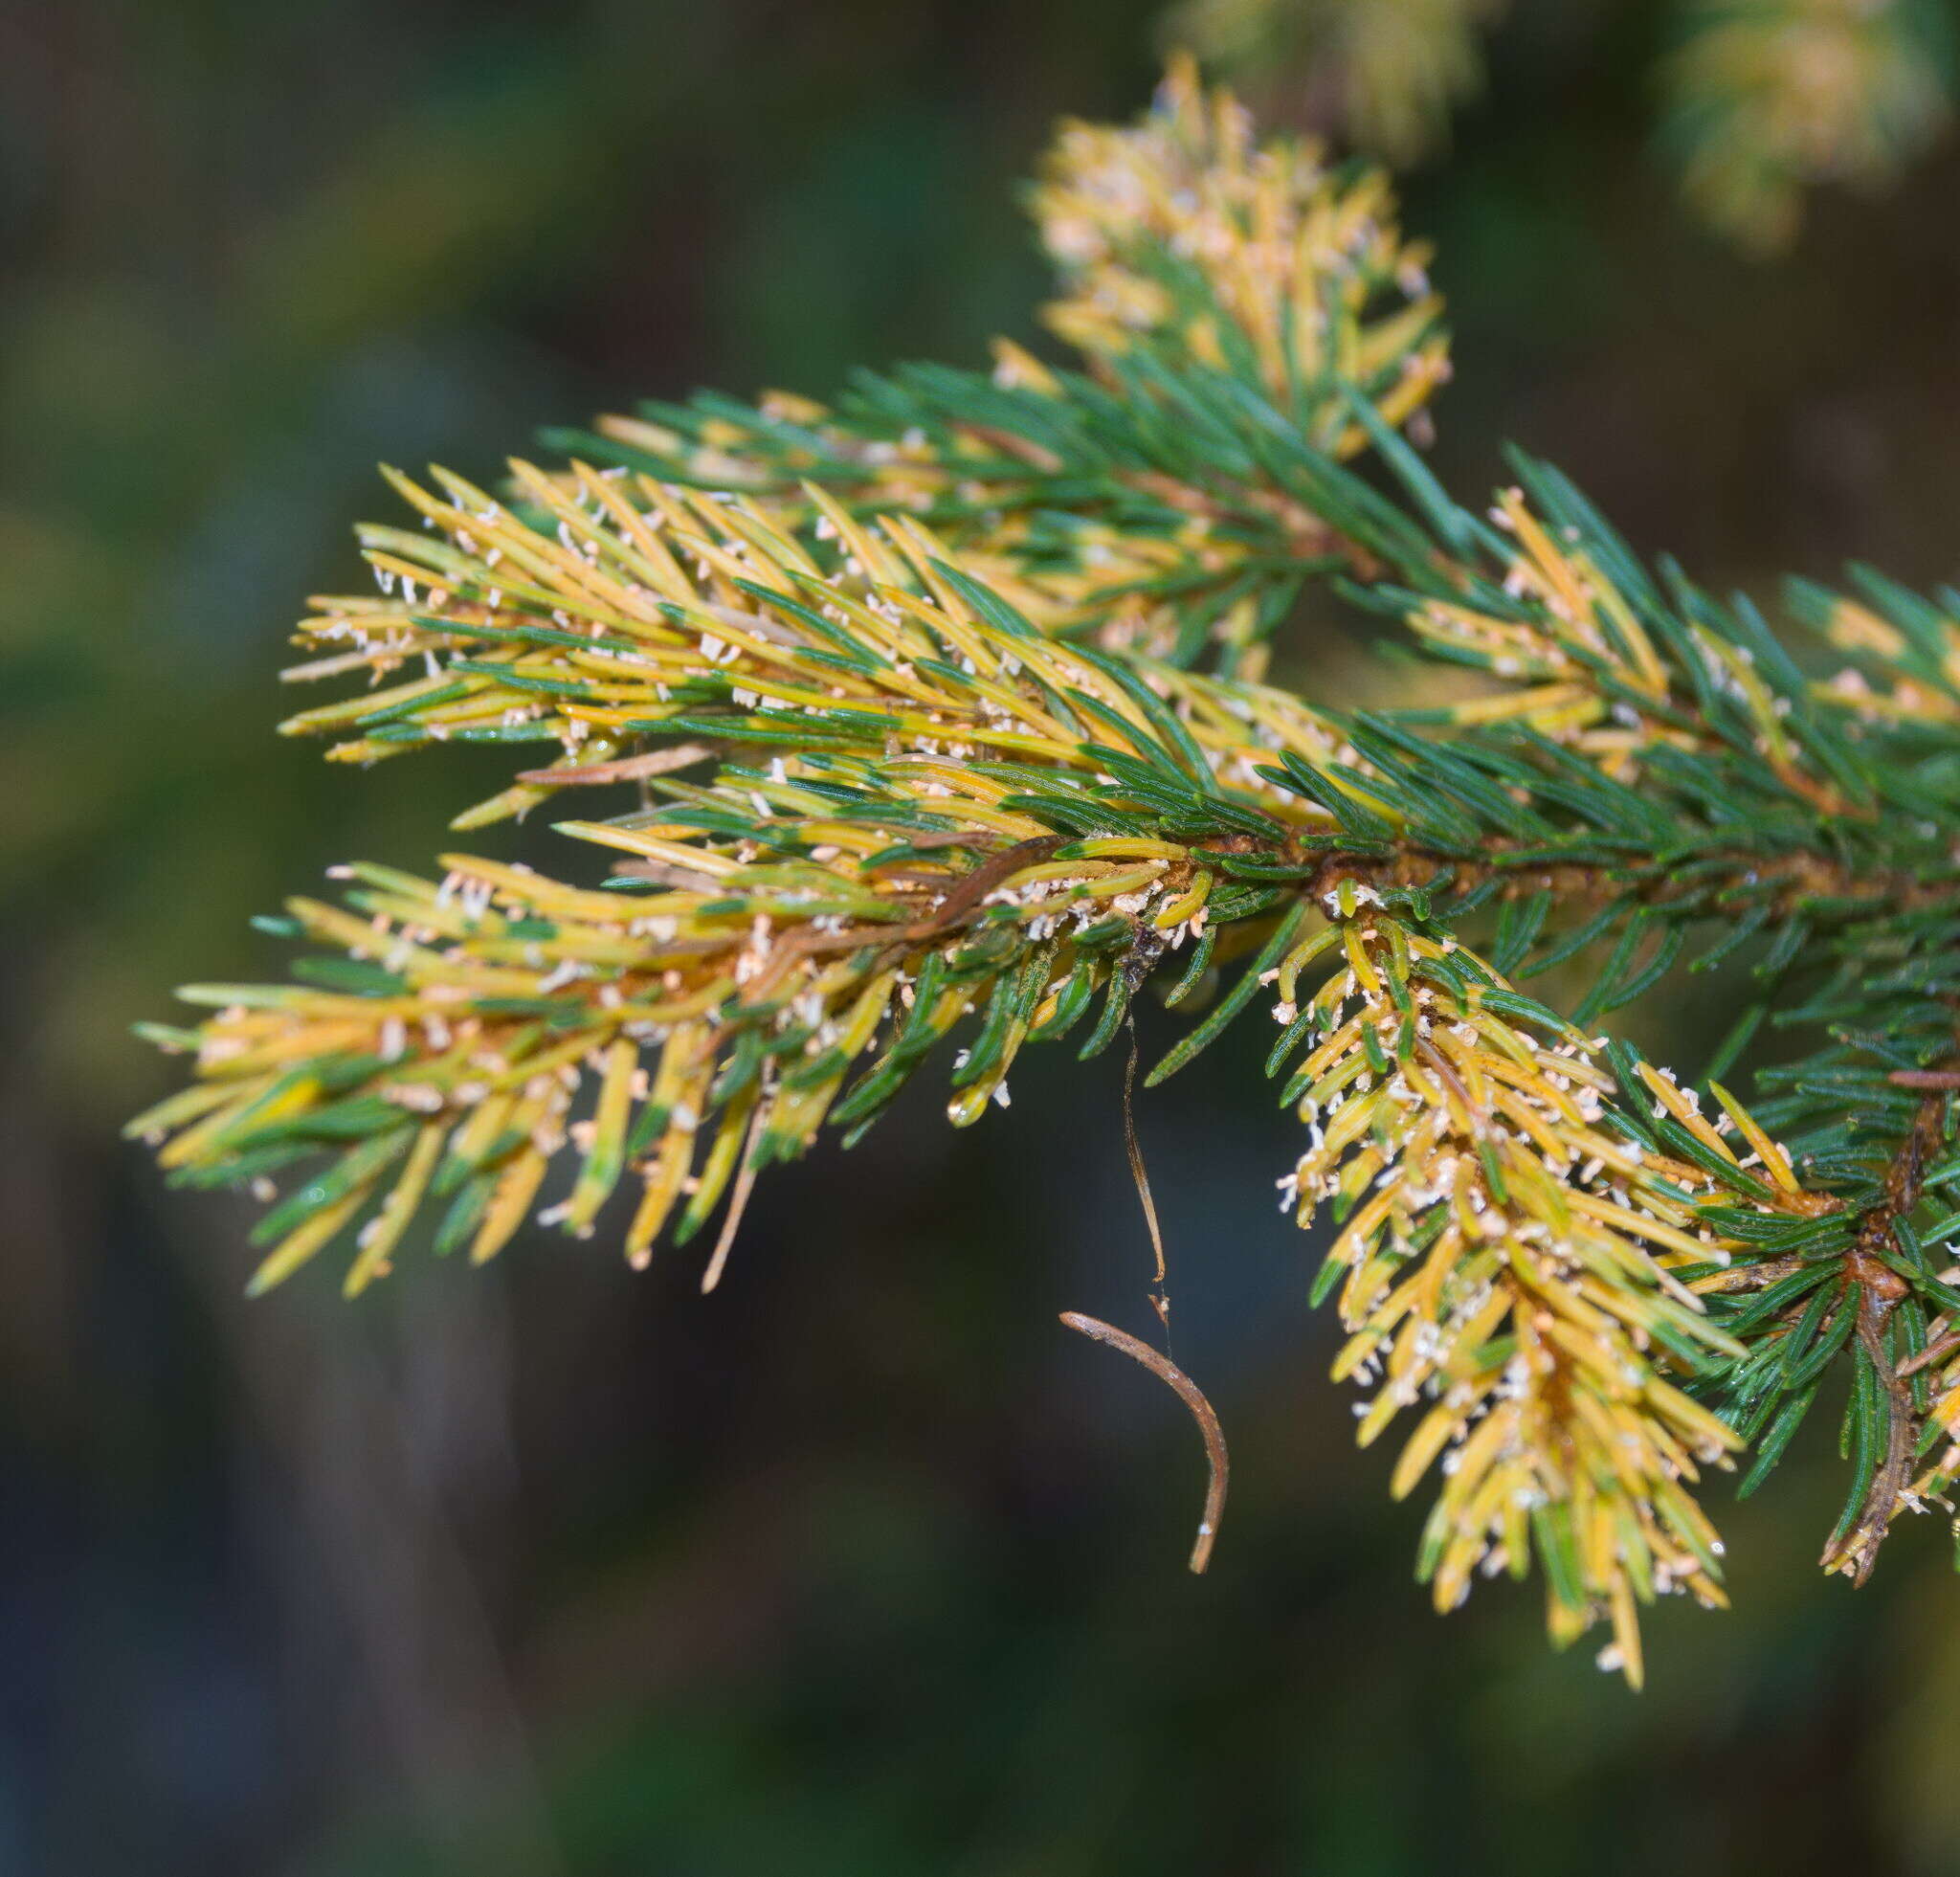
1056 1012 1215 1568
1059 1311 1231 1574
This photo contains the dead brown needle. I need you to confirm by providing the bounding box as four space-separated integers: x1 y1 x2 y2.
701 1102 767 1294
1058 1310 1229 1574
1123 1017 1171 1348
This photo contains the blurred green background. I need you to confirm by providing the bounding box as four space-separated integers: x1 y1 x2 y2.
11 2 1960 1871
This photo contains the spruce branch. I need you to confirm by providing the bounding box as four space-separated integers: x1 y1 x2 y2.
136 458 1845 1680
133 61 1960 1681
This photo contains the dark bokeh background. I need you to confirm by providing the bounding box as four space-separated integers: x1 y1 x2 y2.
10 3 1960 1872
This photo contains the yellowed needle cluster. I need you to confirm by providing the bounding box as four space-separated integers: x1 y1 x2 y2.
280 456 1348 829
589 371 1327 677
1273 883 1817 1681
1403 486 1857 812
1404 487 1682 768
1034 52 1448 436
1814 587 1960 731
127 839 1140 1295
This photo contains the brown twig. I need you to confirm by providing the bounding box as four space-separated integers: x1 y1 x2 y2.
1058 1311 1229 1574
1823 1094 1942 1581
719 834 1073 1015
